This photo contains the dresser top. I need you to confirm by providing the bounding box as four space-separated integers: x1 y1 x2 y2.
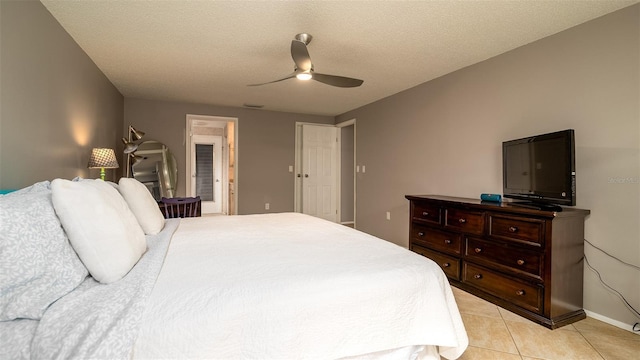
405 195 590 218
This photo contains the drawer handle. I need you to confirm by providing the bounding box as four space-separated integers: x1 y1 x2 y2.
422 211 429 216
517 259 525 266
418 232 425 237
444 239 452 245
509 226 519 233
442 262 450 268
473 274 483 280
474 247 482 253
516 290 526 296
458 218 467 224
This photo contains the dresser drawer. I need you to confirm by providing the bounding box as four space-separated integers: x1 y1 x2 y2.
463 263 543 313
411 225 462 255
412 202 441 225
465 237 543 280
411 244 460 280
445 208 485 235
489 214 545 247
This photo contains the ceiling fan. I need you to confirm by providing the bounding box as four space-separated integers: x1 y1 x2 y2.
248 33 364 88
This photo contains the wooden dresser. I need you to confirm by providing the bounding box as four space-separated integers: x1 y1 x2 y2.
405 195 590 329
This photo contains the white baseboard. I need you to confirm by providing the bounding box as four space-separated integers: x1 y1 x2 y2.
584 310 640 335
340 221 354 225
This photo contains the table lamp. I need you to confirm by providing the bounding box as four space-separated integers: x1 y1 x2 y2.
88 148 119 180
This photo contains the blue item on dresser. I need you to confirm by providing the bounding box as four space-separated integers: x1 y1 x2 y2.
480 193 502 202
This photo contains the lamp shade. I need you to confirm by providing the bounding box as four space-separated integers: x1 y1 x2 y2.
88 148 119 169
129 153 145 166
122 137 138 154
129 126 145 141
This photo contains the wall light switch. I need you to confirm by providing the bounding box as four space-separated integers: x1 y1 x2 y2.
386 211 391 220
362 165 366 173
356 165 360 173
288 165 293 172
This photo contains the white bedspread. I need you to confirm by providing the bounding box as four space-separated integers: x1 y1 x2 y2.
133 213 467 359
0 219 180 360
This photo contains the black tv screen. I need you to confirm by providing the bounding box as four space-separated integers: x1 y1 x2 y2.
502 129 576 208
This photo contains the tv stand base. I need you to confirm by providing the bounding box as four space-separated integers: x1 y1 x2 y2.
509 202 563 212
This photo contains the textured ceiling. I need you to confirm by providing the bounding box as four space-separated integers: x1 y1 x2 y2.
41 0 637 116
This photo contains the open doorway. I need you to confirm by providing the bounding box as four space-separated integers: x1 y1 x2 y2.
337 119 356 227
186 115 238 215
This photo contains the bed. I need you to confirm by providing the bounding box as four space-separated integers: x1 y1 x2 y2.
0 178 468 360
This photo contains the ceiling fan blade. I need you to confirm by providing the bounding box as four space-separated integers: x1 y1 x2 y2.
291 40 312 71
247 73 296 86
311 73 364 88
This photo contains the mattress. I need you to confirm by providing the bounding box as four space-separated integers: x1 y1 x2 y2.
132 213 468 359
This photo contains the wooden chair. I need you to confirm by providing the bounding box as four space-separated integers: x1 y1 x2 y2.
160 196 201 218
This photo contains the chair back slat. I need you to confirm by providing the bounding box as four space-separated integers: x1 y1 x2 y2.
161 196 201 218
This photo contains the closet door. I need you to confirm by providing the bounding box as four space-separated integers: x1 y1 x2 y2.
301 124 338 222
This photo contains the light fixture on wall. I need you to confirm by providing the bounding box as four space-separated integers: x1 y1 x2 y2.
121 125 145 177
88 148 119 180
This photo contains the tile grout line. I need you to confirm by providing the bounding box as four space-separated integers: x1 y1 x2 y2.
498 307 525 359
574 327 607 360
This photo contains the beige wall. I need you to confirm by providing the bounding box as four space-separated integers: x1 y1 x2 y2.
124 98 334 214
0 1 123 188
337 5 639 329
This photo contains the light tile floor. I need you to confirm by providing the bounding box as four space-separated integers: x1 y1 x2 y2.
452 287 640 360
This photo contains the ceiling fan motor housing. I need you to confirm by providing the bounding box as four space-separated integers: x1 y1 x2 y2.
295 33 312 45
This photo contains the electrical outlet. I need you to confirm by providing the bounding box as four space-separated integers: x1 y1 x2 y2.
265 203 270 210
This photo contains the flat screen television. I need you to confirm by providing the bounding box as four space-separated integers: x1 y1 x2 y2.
502 129 575 211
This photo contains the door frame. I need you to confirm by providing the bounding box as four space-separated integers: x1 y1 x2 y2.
186 114 239 215
294 120 356 225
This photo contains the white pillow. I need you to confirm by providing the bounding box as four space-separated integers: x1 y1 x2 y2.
118 177 165 235
51 178 147 284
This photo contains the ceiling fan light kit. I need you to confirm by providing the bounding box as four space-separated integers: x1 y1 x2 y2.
248 33 363 88
296 72 312 81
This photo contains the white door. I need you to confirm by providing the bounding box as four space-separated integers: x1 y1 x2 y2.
191 135 223 214
301 124 338 222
